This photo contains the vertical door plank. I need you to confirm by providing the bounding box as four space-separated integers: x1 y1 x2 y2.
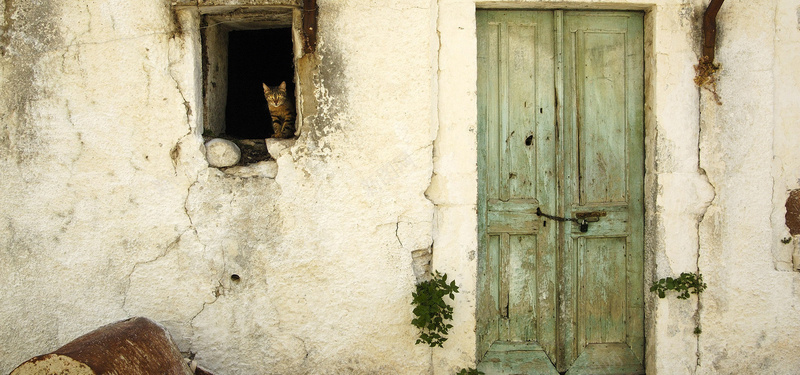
624 13 646 365
508 234 538 341
477 11 557 365
507 23 538 201
476 11 500 359
562 11 644 373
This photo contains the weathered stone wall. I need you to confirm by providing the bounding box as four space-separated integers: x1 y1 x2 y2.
1 0 799 374
772 0 800 269
697 0 800 373
433 0 800 374
1 0 204 369
1 0 437 373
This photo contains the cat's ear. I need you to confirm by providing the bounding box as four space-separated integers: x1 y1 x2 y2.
262 83 269 92
279 81 286 90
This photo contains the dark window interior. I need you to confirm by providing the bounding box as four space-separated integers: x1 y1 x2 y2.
226 28 295 139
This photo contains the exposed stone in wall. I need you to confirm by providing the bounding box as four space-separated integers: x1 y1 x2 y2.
411 248 432 283
204 138 241 167
786 189 800 236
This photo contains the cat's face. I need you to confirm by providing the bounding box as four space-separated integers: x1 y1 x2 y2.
263 81 287 107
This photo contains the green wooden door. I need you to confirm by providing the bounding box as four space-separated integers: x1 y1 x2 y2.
477 10 644 375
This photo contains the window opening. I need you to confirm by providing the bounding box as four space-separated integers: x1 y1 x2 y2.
201 9 298 167
226 28 295 139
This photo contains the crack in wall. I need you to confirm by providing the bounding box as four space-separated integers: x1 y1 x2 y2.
694 167 716 371
166 25 200 178
26 30 174 57
423 0 441 292
184 180 199 228
167 55 193 131
121 229 196 315
296 335 310 365
183 179 224 332
188 280 222 329
696 56 721 375
395 217 404 248
63 98 84 166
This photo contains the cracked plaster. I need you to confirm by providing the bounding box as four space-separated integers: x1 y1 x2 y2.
2 0 437 373
2 0 800 374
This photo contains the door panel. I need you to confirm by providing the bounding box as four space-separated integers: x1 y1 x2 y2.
562 12 644 372
477 10 558 367
579 236 627 344
574 30 629 205
477 10 644 375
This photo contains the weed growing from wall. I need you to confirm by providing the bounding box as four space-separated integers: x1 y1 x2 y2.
411 271 458 347
650 272 707 299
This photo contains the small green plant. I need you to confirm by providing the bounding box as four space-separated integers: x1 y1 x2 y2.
411 271 459 347
456 368 484 375
694 326 702 335
650 272 707 300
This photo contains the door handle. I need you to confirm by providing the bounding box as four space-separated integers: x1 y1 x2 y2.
535 208 605 232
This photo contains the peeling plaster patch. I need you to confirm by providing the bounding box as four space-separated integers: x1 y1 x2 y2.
396 216 433 251
411 248 432 282
300 5 348 158
658 172 716 272
785 189 800 235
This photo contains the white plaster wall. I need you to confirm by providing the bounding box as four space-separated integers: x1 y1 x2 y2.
432 1 718 373
697 0 800 373
1 0 439 373
772 0 800 269
1 0 203 368
2 0 800 374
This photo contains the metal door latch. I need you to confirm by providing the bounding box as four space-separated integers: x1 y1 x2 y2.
535 208 606 233
575 211 607 222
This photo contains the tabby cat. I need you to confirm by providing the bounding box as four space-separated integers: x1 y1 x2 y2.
262 81 296 139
